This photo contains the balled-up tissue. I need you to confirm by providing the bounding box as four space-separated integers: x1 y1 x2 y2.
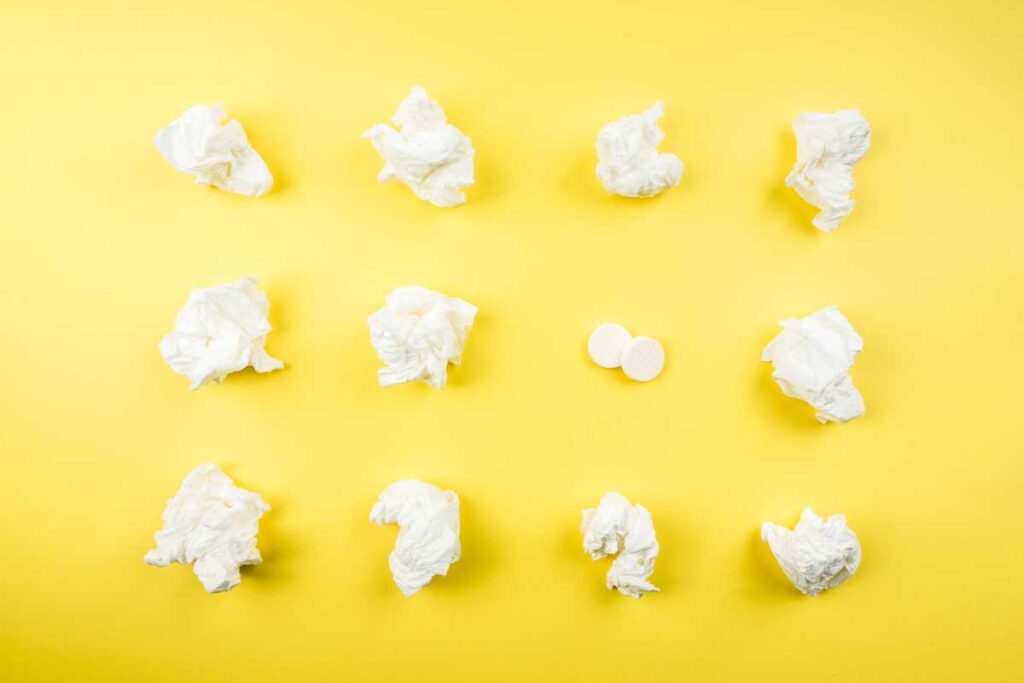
370 479 461 596
596 101 683 198
160 276 284 390
581 492 660 598
761 305 865 424
785 109 871 232
761 508 862 596
145 464 270 593
153 104 273 197
363 86 475 207
368 286 477 389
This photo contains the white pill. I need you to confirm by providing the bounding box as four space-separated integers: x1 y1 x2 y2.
621 337 664 382
588 323 632 368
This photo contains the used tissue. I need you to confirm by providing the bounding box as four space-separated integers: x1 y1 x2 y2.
154 104 273 198
144 464 270 593
596 101 683 198
785 109 871 232
761 508 862 596
581 492 660 598
160 276 284 390
368 286 477 389
363 86 475 207
761 305 865 424
370 479 461 596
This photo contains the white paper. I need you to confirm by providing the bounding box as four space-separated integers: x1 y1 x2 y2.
144 464 270 593
154 104 273 197
785 109 871 232
363 86 475 207
761 508 862 596
762 305 865 423
370 479 461 596
160 276 284 390
581 492 659 598
596 101 683 198
368 286 477 389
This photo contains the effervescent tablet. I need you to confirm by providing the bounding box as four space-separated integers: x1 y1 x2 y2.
588 323 632 369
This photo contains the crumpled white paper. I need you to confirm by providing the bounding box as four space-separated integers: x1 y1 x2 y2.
154 104 273 197
785 109 871 232
596 101 683 198
144 464 270 593
363 86 475 207
160 276 284 390
368 286 477 389
761 305 865 424
581 492 659 598
761 508 862 596
370 479 461 596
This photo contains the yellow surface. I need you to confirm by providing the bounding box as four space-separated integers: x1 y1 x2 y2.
1 0 1022 680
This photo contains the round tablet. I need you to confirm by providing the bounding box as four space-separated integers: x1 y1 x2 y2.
621 336 665 382
588 323 632 368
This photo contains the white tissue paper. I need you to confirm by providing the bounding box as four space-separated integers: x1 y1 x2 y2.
761 508 862 596
761 305 864 424
363 86 475 207
581 492 659 598
144 464 270 593
153 104 273 197
785 109 871 232
160 276 284 390
370 479 461 596
368 286 477 389
596 101 683 198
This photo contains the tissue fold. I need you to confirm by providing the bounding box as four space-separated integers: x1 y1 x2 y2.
153 104 273 197
761 305 864 424
785 109 871 232
368 286 477 389
160 276 284 390
144 464 270 593
370 479 461 596
581 492 659 598
761 508 862 596
596 101 683 198
363 86 475 207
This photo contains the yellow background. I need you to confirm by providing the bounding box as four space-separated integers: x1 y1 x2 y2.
2 0 1022 680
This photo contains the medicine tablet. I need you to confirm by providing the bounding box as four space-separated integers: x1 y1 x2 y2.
621 336 664 382
588 323 632 368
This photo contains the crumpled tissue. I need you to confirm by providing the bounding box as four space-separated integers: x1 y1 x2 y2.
762 305 864 424
785 109 871 232
144 464 270 593
761 508 862 596
368 286 477 389
363 86 475 207
370 479 461 596
581 492 659 598
154 104 273 197
596 101 683 198
160 276 284 390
